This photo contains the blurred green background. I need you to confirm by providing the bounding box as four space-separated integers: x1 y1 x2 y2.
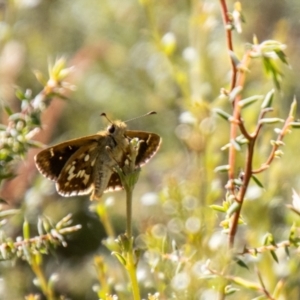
1 0 300 299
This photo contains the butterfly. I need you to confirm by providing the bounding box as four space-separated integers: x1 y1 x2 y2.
35 113 161 200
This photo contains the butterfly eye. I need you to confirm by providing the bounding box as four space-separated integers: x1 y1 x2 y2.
108 125 115 134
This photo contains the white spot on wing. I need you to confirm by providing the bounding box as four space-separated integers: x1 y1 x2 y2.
65 164 71 172
68 165 75 175
67 173 76 181
91 158 96 166
83 173 90 185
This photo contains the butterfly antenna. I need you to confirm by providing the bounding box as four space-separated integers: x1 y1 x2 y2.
100 113 113 124
125 111 157 123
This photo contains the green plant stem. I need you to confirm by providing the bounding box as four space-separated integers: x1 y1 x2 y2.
94 256 111 298
125 185 140 300
31 260 55 300
126 246 140 300
126 187 133 238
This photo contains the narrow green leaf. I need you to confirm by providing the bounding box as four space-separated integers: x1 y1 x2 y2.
270 250 279 263
230 276 261 290
15 89 26 100
269 233 276 245
229 50 241 67
234 257 249 270
261 89 275 109
263 57 272 73
275 49 289 65
112 251 127 266
227 201 241 217
229 86 243 102
263 57 282 89
224 285 240 295
4 106 13 116
233 178 243 186
263 233 271 245
284 246 290 258
231 139 241 151
259 118 284 125
23 219 30 240
290 122 300 128
0 209 19 219
220 143 231 151
214 165 230 173
214 108 232 121
27 140 45 148
251 175 264 188
210 205 226 213
238 95 263 108
260 40 286 52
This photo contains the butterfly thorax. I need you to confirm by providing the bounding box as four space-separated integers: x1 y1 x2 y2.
91 121 129 200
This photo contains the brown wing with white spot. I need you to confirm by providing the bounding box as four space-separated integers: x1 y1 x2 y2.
105 173 123 193
125 130 161 166
35 135 106 197
55 141 102 197
35 135 101 181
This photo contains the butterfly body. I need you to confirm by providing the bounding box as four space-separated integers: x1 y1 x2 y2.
35 120 161 200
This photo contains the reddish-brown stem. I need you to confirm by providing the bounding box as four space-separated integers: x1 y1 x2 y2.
229 137 254 247
227 51 252 247
227 52 251 196
219 0 249 198
219 0 237 90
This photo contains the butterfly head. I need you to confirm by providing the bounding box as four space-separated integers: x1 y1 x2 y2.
106 120 127 137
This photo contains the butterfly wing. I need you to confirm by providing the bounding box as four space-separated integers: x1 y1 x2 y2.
35 135 104 197
35 136 100 181
104 173 123 193
125 130 161 166
104 131 161 193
